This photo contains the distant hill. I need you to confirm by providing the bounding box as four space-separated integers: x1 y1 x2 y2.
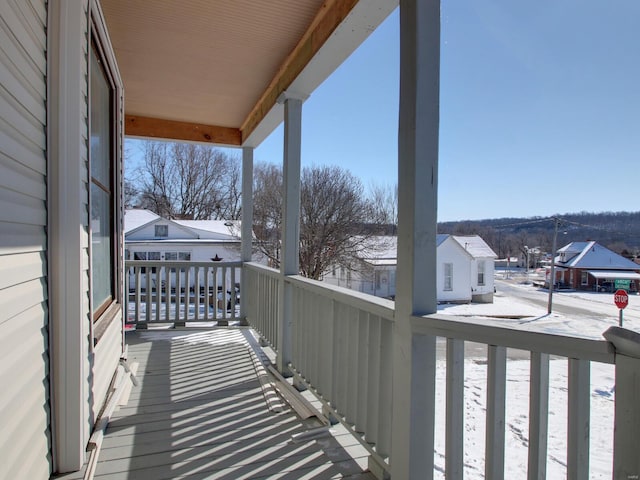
438 211 640 259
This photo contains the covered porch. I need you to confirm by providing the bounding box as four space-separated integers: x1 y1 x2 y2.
102 1 640 479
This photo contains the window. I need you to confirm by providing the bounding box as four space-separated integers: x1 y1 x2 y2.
90 41 116 319
155 224 168 237
444 263 453 291
581 271 588 286
165 251 191 261
477 261 485 286
148 251 161 261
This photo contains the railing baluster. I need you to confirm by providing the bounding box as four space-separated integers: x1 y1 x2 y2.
184 266 191 323
135 266 143 327
446 338 465 480
567 358 590 480
486 345 507 480
193 265 200 321
204 265 210 321
366 315 381 447
175 266 182 325
155 267 162 322
334 303 347 413
528 352 550 480
377 318 393 458
164 265 170 322
347 307 358 425
230 266 237 321
356 311 369 433
145 267 152 322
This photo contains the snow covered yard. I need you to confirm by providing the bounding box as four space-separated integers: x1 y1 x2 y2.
430 356 615 479
431 279 628 478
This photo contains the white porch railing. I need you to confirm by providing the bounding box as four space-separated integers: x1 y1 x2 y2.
243 262 640 480
244 262 281 351
125 260 243 327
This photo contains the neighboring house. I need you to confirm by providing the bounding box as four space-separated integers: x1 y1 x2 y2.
324 234 497 303
452 235 498 303
549 241 640 292
124 209 242 290
124 209 241 264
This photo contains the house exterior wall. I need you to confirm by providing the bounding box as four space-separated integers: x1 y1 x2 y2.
126 242 241 263
0 0 123 478
127 220 198 241
436 239 472 303
324 240 484 303
470 257 495 303
0 0 52 477
324 263 397 299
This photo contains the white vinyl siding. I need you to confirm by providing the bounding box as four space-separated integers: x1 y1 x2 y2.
0 0 51 478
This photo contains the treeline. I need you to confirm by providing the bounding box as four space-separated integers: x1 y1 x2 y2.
438 211 640 259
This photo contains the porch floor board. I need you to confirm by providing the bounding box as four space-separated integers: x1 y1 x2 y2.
60 328 375 479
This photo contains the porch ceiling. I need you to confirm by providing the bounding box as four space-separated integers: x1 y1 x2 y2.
100 0 395 148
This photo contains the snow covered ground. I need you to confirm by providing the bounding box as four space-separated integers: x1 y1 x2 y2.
430 272 632 479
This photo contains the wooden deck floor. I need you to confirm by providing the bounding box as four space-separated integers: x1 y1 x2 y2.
59 328 375 480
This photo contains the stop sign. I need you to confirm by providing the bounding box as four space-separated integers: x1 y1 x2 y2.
614 289 629 309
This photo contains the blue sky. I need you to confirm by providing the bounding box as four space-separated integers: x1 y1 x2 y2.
128 2 640 223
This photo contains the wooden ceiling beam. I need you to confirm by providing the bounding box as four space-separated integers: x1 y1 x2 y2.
125 115 242 146
240 0 359 143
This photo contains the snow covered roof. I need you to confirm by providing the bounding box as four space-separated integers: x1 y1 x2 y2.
357 234 496 264
124 209 159 233
451 235 497 259
556 241 639 270
587 270 640 280
174 220 241 240
124 209 241 242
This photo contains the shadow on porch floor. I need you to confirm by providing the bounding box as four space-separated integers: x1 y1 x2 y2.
57 328 375 479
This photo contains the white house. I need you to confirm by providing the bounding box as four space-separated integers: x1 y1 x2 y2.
124 209 242 264
324 234 497 303
452 235 498 303
125 209 242 293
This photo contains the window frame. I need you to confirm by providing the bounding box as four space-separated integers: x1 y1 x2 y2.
88 12 124 332
155 224 169 237
444 262 453 291
89 39 117 321
477 260 485 286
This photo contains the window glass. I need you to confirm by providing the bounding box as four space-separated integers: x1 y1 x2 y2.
581 271 588 285
90 43 114 317
444 263 453 291
477 260 485 286
155 225 168 237
148 251 161 260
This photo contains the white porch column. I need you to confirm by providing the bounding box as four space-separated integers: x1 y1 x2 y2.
240 146 253 325
392 0 441 479
277 93 303 374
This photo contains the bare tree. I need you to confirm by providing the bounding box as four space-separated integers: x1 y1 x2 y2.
132 141 241 220
253 163 283 267
367 182 398 233
253 163 376 280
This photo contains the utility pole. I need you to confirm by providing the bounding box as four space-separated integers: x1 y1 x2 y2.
548 217 560 314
